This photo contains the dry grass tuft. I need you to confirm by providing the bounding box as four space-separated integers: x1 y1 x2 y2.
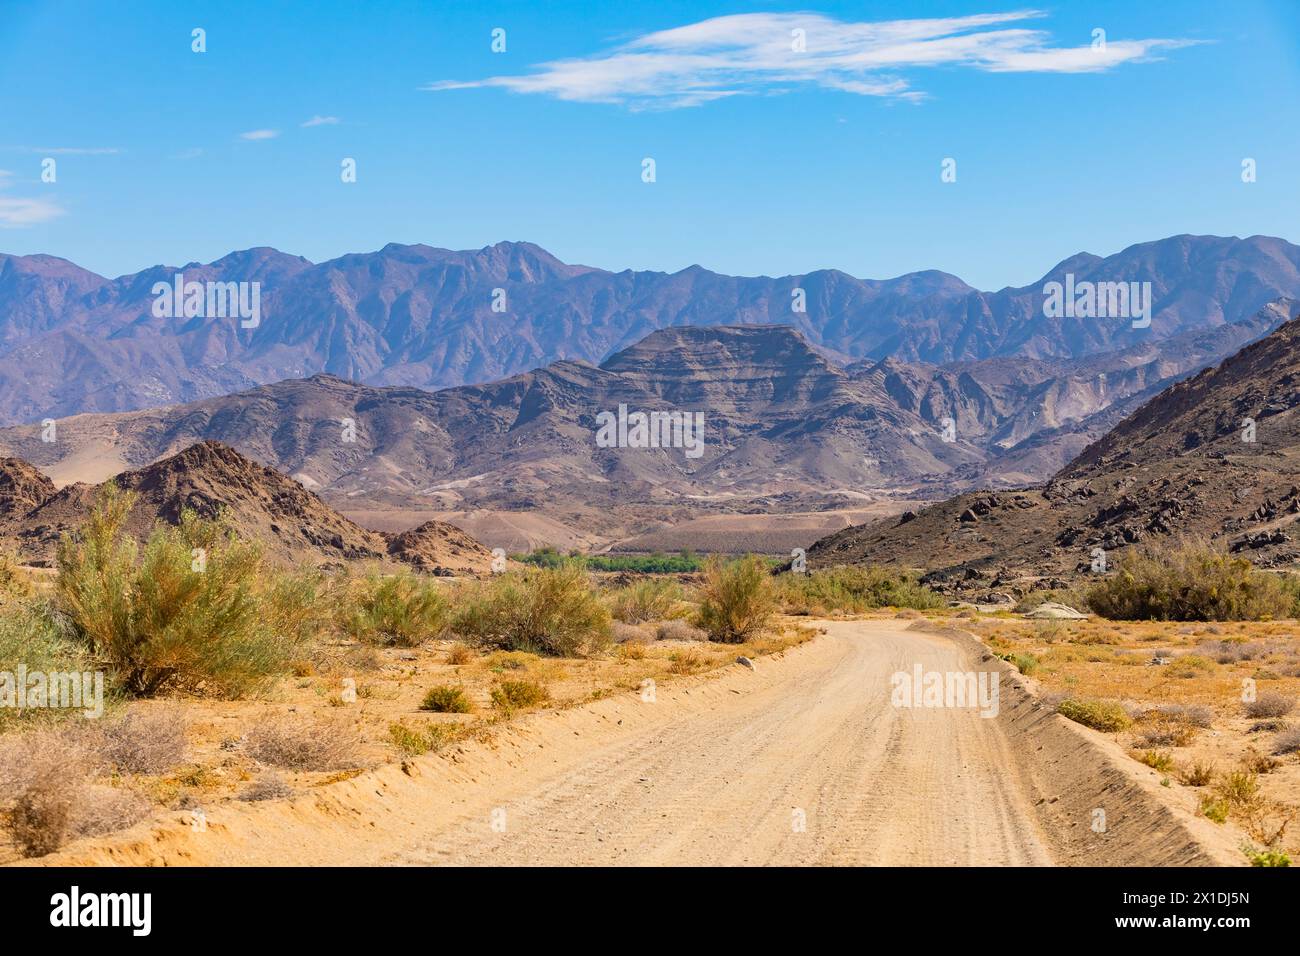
95 707 187 774
245 715 363 770
1244 691 1296 719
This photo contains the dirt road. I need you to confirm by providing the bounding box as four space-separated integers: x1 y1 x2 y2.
43 619 1238 867
389 620 1052 866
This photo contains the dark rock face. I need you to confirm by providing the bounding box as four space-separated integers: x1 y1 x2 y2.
807 302 1300 587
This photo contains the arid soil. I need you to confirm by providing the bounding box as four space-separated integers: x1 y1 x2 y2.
32 620 1243 867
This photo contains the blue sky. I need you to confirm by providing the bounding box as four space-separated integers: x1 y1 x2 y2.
1 0 1297 289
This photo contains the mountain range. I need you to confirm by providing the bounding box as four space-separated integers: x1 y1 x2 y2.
1 302 1291 524
1 234 1298 428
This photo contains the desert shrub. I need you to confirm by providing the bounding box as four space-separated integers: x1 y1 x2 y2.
490 679 549 711
697 556 777 643
1138 702 1214 729
607 578 683 624
452 562 611 657
69 784 151 840
1245 848 1291 867
0 728 149 857
1181 761 1216 787
339 569 449 647
1214 770 1262 809
238 771 293 802
1085 540 1293 622
1200 797 1230 824
245 714 362 770
668 649 707 674
445 643 474 665
1011 652 1040 676
1134 706 1202 746
420 684 472 713
1242 752 1280 774
262 569 336 646
1244 691 1296 719
95 707 186 774
1198 639 1268 664
1273 727 1300 755
387 720 464 756
0 600 93 731
1134 749 1175 773
55 485 287 698
0 548 32 604
656 619 707 642
1136 721 1197 748
1057 697 1132 732
611 621 651 644
776 565 944 615
0 730 92 856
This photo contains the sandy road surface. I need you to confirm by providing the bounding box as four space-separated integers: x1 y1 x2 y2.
390 620 1053 866
39 618 1240 867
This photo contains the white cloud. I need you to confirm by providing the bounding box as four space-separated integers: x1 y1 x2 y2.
170 147 204 160
239 129 280 141
423 10 1199 109
0 197 64 227
301 115 341 127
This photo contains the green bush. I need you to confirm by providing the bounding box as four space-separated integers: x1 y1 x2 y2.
1245 847 1291 867
55 484 287 698
607 578 683 624
0 548 32 605
339 569 450 647
516 548 703 573
452 562 611 656
262 569 336 647
491 679 549 710
1086 540 1293 622
777 565 945 615
420 685 471 713
696 555 776 643
0 601 94 731
387 721 463 756
1057 697 1132 732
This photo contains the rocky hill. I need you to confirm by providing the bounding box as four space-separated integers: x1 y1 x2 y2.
807 299 1300 594
0 441 493 573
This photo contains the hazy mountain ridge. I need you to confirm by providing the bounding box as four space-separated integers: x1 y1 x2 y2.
1 234 1297 425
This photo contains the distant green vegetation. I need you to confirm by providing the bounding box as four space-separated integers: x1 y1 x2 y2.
514 548 704 573
776 566 946 614
514 547 792 573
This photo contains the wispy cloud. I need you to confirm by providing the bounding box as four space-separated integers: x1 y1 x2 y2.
0 197 64 227
170 147 204 160
423 10 1200 109
301 115 341 127
239 129 280 141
